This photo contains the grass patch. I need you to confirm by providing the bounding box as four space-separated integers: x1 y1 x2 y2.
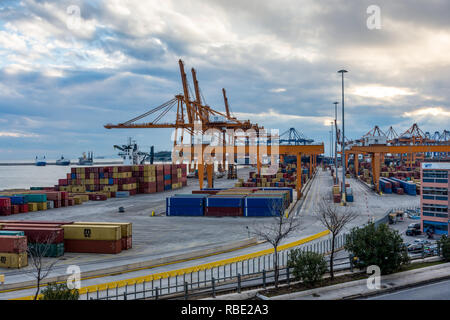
261 272 368 297
400 260 445 272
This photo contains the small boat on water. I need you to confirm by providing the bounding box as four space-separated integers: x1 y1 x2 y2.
56 155 70 166
35 156 46 166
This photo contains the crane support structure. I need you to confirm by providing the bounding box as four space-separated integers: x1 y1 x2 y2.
344 144 450 192
172 143 324 199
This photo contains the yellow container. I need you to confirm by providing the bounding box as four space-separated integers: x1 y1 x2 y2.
62 225 121 241
0 252 28 268
72 186 86 193
28 203 38 212
37 202 47 211
73 222 132 237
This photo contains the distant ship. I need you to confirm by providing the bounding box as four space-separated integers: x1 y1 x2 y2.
56 155 70 166
78 152 93 166
35 156 46 166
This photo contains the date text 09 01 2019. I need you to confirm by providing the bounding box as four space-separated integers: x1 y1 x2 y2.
180 304 270 318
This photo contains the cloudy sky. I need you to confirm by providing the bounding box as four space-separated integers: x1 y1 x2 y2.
0 0 449 160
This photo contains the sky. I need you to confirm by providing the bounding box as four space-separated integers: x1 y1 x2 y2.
0 0 449 160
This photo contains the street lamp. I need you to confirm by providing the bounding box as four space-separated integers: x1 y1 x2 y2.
337 69 348 205
333 101 338 184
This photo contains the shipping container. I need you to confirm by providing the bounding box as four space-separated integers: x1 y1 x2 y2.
0 235 27 253
62 225 121 241
28 242 64 257
0 252 28 268
64 239 121 254
1 226 64 244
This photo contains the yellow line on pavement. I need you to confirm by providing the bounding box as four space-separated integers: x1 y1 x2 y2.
12 230 330 300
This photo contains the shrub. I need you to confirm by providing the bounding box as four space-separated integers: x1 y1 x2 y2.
39 282 79 300
344 223 409 275
439 235 450 261
288 249 328 287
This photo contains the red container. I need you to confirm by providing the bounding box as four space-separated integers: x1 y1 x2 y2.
121 236 132 250
0 206 11 216
397 188 404 195
58 179 68 186
64 239 122 254
11 205 20 214
0 198 11 207
19 204 29 213
2 227 64 244
205 207 243 217
0 220 73 225
192 190 219 195
0 235 27 253
45 192 62 201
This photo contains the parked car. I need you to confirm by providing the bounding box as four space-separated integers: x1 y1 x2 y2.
406 223 421 236
424 244 438 256
407 243 424 253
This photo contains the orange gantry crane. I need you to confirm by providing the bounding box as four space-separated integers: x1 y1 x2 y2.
344 123 450 192
104 60 324 198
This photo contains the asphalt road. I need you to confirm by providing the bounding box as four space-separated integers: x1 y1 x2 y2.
366 279 450 300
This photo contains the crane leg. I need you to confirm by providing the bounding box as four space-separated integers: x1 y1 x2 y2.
207 163 213 188
354 154 359 177
198 163 204 189
297 152 302 200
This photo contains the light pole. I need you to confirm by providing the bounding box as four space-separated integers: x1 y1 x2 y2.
333 101 338 184
338 69 348 205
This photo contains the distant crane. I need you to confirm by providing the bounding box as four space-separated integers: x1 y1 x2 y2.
279 128 314 145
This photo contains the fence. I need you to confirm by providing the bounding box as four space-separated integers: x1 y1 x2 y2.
89 233 348 300
90 206 428 300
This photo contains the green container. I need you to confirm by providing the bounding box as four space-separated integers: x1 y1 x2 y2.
19 194 47 203
30 187 44 190
28 242 64 257
0 230 25 236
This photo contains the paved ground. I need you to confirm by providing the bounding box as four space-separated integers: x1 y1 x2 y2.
0 166 422 299
366 279 450 300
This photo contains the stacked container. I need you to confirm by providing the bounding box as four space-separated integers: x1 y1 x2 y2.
163 165 172 191
0 235 28 268
72 222 132 250
166 194 207 216
0 198 11 216
244 195 285 217
0 223 65 257
205 195 245 216
62 224 122 254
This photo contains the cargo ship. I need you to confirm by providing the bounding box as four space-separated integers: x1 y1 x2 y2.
56 155 70 166
35 156 46 166
78 152 93 166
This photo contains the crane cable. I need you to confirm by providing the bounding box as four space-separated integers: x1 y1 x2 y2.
122 98 177 125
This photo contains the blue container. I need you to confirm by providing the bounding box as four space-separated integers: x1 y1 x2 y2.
244 197 284 209
244 207 282 217
261 188 293 203
164 185 172 191
346 194 354 202
109 178 114 185
71 173 76 179
99 173 104 178
9 196 26 205
0 230 25 236
167 196 205 207
166 206 204 216
164 174 171 180
116 191 130 198
206 196 244 208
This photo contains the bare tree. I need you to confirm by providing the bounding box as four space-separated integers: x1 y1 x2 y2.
250 198 301 288
27 234 61 300
315 196 357 279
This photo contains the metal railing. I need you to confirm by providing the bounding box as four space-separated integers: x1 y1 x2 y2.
89 206 426 300
86 233 347 300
